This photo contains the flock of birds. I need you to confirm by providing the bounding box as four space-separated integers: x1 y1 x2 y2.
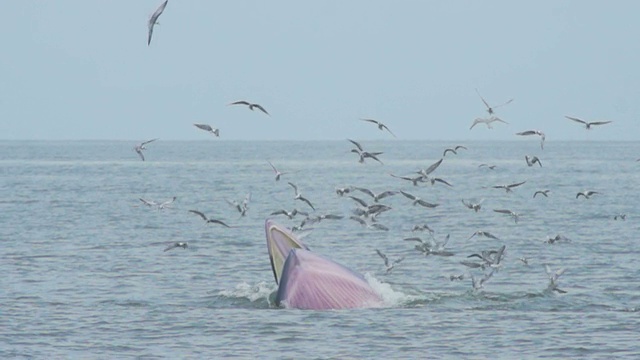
137 0 626 296
133 87 619 295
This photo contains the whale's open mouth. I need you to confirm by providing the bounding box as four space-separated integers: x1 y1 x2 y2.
265 219 383 310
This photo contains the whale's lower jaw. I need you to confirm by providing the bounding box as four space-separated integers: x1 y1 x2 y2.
276 248 383 310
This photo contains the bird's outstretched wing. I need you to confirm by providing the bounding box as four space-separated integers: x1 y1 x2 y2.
432 178 453 187
208 219 231 228
376 190 398 200
375 249 389 266
381 124 396 138
348 196 368 208
424 158 444 175
416 199 439 208
188 209 208 221
347 139 363 152
516 130 536 136
254 104 270 115
508 181 527 188
492 98 514 109
164 243 178 252
148 0 168 46
475 88 491 110
229 100 251 106
299 196 316 210
400 191 417 201
136 148 145 161
565 116 586 125
141 138 159 146
267 160 279 173
139 198 156 207
360 118 379 125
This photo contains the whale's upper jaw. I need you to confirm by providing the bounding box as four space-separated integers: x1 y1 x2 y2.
265 219 309 285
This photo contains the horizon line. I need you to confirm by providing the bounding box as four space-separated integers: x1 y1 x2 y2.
0 138 637 143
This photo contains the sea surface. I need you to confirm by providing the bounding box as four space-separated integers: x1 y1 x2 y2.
1 140 639 359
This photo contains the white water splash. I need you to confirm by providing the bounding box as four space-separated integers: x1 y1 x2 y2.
218 281 277 303
364 273 422 307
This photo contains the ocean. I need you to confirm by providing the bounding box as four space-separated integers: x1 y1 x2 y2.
2 140 639 359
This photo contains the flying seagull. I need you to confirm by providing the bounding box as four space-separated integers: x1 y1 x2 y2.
270 208 309 220
516 130 546 149
139 196 176 210
359 151 384 165
133 138 159 161
335 186 353 196
359 119 396 138
375 249 404 274
565 116 612 130
462 199 484 212
470 271 495 291
267 160 289 181
468 231 500 241
164 242 187 252
227 192 251 217
148 0 168 46
533 189 550 198
188 210 232 227
352 187 398 202
288 182 316 210
426 234 454 257
525 155 542 167
545 234 571 244
467 245 506 270
576 190 599 199
475 88 514 115
347 139 384 164
443 145 467 157
493 209 520 224
411 224 434 233
545 265 567 293
470 116 508 130
389 173 425 186
399 191 439 208
228 100 269 115
613 214 626 221
193 123 220 137
492 181 526 193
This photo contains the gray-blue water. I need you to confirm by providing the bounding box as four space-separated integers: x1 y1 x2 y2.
2 140 639 359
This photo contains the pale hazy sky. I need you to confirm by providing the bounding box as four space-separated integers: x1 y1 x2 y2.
1 1 638 141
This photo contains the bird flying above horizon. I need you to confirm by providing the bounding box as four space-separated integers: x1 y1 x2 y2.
229 100 270 115
475 88 514 115
148 0 168 46
359 119 396 138
565 116 612 130
194 123 220 137
133 138 158 161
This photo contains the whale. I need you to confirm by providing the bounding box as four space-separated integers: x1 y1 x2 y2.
265 219 383 310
